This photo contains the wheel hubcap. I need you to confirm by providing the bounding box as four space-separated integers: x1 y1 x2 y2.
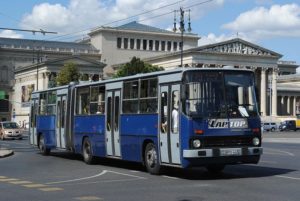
147 148 157 168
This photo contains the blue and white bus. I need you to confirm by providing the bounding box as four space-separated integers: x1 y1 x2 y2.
30 68 263 174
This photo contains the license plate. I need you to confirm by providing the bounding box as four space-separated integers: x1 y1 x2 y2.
220 148 242 156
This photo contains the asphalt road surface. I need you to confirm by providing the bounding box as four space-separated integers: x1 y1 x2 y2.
0 132 300 201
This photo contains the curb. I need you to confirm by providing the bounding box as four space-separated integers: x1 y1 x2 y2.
0 149 14 158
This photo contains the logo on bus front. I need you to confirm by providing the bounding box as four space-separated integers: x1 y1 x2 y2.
208 119 248 129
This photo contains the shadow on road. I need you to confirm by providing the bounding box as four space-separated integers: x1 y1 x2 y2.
161 165 296 180
43 151 296 180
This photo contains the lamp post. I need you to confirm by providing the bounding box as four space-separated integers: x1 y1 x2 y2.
173 7 192 67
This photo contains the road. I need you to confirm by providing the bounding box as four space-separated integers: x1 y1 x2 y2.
0 132 300 201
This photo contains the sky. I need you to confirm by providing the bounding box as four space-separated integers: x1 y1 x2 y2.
0 0 299 64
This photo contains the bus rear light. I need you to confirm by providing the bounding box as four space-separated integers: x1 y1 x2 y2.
194 129 204 135
252 128 260 134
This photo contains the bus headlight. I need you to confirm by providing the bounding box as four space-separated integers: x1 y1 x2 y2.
253 137 260 146
192 139 201 148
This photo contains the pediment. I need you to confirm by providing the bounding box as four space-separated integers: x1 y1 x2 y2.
45 56 104 67
197 38 282 58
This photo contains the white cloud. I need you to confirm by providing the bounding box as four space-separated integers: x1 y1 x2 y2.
198 32 256 46
198 33 233 46
20 0 224 39
0 30 23 38
222 3 300 39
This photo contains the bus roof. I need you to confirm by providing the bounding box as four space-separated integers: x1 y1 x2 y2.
32 67 254 94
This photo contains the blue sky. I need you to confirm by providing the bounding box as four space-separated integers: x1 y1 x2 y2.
0 0 299 64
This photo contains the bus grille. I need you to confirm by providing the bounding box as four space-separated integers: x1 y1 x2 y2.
202 136 253 148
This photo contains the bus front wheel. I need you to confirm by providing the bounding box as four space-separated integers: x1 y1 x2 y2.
82 137 95 164
39 135 50 155
144 143 161 175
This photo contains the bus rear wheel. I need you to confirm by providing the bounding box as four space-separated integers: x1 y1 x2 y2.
82 138 95 164
39 135 50 155
144 143 161 175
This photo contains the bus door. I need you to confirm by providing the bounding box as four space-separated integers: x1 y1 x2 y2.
30 98 39 146
105 90 121 157
159 84 181 165
56 95 67 149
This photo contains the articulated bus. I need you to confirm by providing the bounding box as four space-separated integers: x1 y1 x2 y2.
30 68 263 174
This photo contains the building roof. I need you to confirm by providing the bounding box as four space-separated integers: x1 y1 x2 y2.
90 21 199 38
116 21 175 34
0 37 99 53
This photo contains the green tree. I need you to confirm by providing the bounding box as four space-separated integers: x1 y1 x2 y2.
56 62 80 86
114 57 164 78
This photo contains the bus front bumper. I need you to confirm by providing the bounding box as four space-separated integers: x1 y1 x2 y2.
183 147 263 158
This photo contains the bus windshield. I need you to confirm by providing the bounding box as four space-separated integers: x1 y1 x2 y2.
183 71 258 118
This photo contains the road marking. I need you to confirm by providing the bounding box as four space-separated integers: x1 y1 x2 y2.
75 196 103 200
264 148 295 156
162 175 179 180
276 175 300 181
39 187 64 192
23 183 47 188
46 170 108 185
0 178 19 182
107 170 146 179
9 181 32 184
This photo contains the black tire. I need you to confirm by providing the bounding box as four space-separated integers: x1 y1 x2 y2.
39 135 50 155
82 137 95 164
206 164 225 174
144 143 161 175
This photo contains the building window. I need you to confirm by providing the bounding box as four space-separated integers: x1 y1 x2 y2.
137 39 141 50
124 38 128 49
167 41 171 51
117 37 122 48
149 40 153 51
0 95 9 112
173 42 178 51
179 42 183 50
143 39 147 50
130 39 135 49
155 40 159 51
161 41 165 51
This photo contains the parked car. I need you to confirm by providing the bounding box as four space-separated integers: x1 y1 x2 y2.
263 122 277 132
0 121 23 140
279 120 297 131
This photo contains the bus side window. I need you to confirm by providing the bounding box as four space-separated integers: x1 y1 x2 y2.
76 87 90 115
90 86 105 114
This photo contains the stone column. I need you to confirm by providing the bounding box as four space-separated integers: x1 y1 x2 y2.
260 67 267 116
293 96 297 116
120 38 124 49
287 96 290 115
271 68 278 116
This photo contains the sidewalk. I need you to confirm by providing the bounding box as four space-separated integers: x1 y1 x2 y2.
0 149 14 158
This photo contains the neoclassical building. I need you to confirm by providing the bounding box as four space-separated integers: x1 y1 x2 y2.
0 21 299 124
0 37 105 123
